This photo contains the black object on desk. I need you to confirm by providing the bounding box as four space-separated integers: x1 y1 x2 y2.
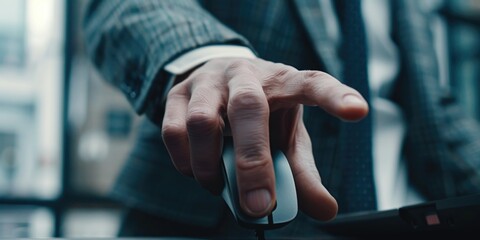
317 192 480 238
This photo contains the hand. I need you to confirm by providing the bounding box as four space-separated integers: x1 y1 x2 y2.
161 57 368 221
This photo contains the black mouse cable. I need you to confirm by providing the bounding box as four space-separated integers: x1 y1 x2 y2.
255 229 265 240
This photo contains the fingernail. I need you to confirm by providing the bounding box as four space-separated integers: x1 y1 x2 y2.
245 189 272 215
343 94 366 106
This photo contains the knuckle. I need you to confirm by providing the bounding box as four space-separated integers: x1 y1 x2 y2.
228 59 252 70
272 62 297 75
229 88 267 112
302 70 329 80
236 148 271 172
161 122 186 144
273 66 294 79
186 108 219 135
263 67 293 84
166 86 183 100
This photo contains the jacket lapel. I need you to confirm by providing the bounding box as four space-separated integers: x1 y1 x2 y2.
292 0 342 78
293 0 343 193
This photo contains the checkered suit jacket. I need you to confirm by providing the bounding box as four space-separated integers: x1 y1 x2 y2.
84 0 480 227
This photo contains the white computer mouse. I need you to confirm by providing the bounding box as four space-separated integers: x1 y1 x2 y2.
221 137 298 230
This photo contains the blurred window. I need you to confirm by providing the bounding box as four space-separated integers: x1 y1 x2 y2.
0 0 64 200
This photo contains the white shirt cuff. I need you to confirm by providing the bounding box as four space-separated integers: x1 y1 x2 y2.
164 45 257 75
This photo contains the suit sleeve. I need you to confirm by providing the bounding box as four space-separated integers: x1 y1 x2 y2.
83 0 253 123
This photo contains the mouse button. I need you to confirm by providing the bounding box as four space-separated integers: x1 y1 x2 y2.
271 150 298 224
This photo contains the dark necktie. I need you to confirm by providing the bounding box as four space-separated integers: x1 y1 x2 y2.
336 0 377 213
